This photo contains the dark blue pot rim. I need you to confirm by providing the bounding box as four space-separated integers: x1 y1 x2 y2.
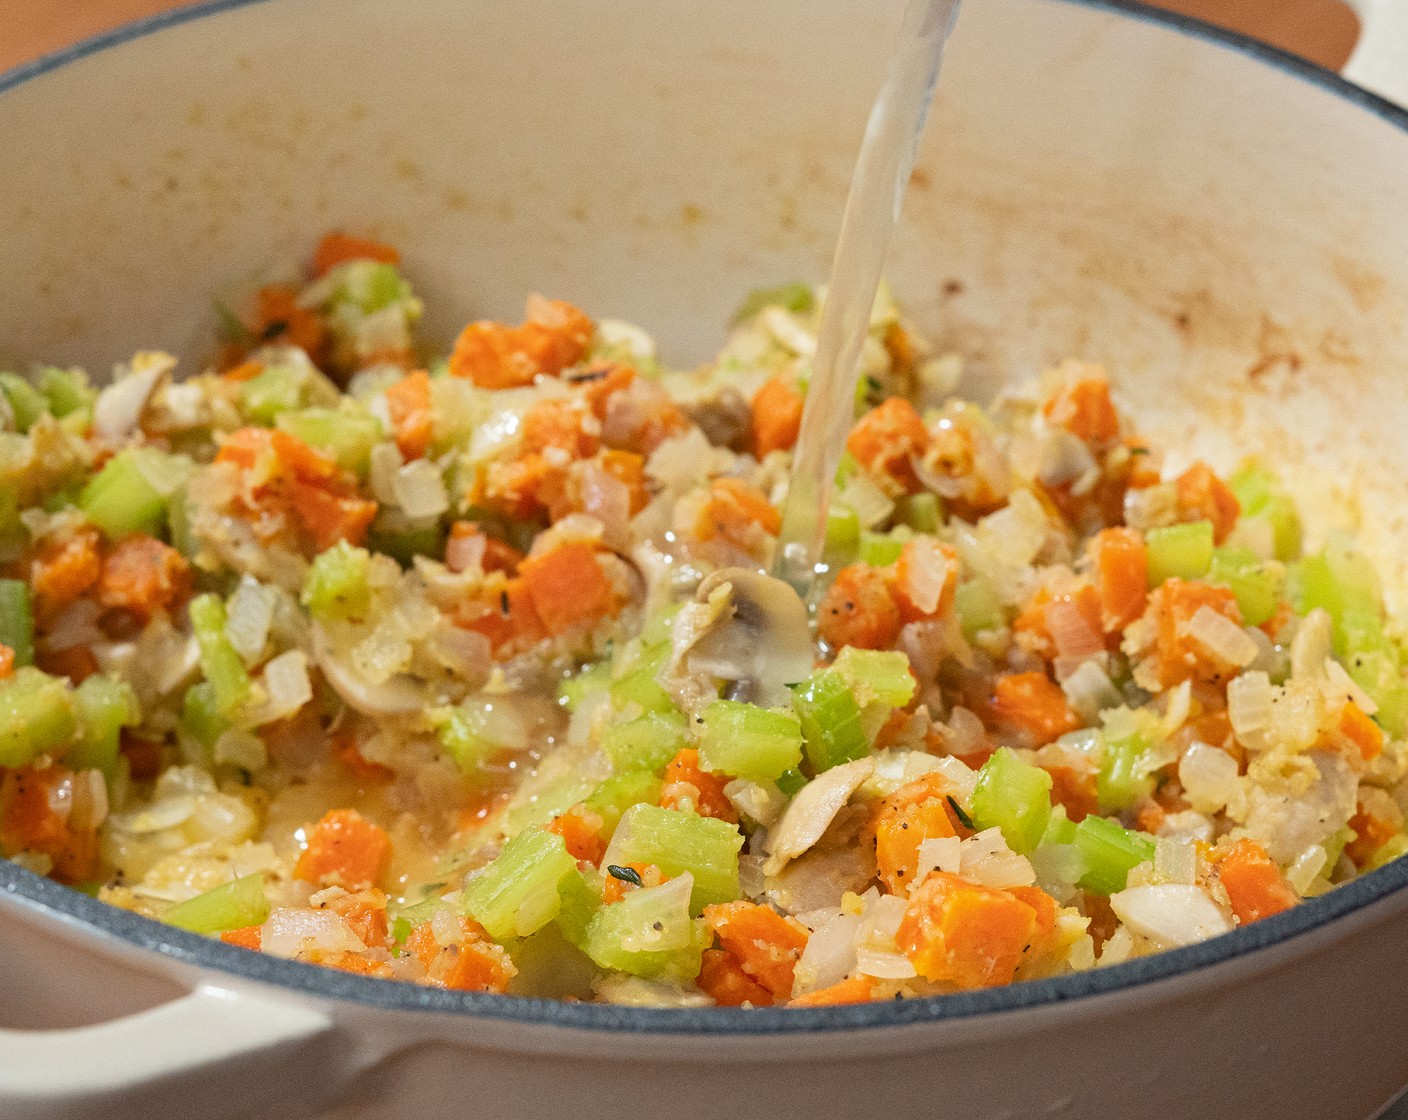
2 0 1406 1036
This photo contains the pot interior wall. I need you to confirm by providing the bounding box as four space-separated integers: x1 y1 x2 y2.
1 0 1407 592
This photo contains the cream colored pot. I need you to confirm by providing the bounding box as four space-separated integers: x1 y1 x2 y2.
2 1 1408 1117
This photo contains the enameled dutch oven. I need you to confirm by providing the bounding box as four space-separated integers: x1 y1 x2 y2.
2 2 1408 1117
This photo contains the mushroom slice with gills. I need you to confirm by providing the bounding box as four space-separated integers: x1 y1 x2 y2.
311 623 427 716
764 757 876 876
681 567 814 709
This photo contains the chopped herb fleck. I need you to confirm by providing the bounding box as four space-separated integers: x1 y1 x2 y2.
606 864 643 887
947 795 975 830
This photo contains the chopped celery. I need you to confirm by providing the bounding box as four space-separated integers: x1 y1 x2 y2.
37 367 95 421
368 521 445 567
0 579 34 667
1368 833 1408 871
1229 465 1302 560
897 492 942 533
0 373 48 433
829 646 915 708
240 363 308 425
0 491 25 561
583 771 663 837
731 281 814 324
823 505 860 567
189 595 252 714
462 826 579 941
554 868 603 949
436 699 523 774
323 261 416 315
970 747 1053 854
858 531 904 568
833 450 860 488
78 449 168 539
697 700 803 782
301 540 372 622
954 578 1004 641
1145 521 1214 586
1293 538 1383 654
1075 815 1155 895
0 668 78 767
601 803 744 913
164 874 270 934
166 491 198 560
558 661 611 713
1041 804 1079 847
68 675 139 775
601 711 688 775
638 604 683 649
1344 647 1408 738
180 682 229 752
610 643 675 714
278 405 383 477
1097 729 1154 812
504 774 595 834
1208 546 1281 627
775 768 807 797
582 876 710 980
792 670 867 772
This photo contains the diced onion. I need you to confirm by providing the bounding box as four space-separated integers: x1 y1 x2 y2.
369 442 404 504
724 779 787 828
1047 597 1104 662
897 538 951 615
252 650 313 725
855 949 917 979
1184 606 1259 667
213 729 269 771
225 577 273 663
262 908 367 958
393 459 450 519
791 911 861 996
915 836 962 883
1178 741 1240 813
1152 837 1197 885
837 471 894 530
1061 660 1123 723
959 828 1036 888
1290 609 1333 680
1227 671 1272 749
1285 844 1328 894
1109 884 1232 948
1323 657 1378 716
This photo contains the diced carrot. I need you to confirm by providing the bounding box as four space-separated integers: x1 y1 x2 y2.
323 888 391 949
846 398 930 495
284 479 378 551
0 764 99 883
255 284 327 366
221 925 262 951
1008 884 1060 960
581 365 638 420
694 477 781 546
598 449 650 515
1259 600 1295 640
871 773 966 895
1012 583 1105 661
1042 373 1120 443
788 976 877 1007
446 522 524 576
751 374 805 457
1211 838 1297 924
890 538 958 623
294 809 391 891
269 429 342 483
457 577 545 654
437 936 517 992
95 534 192 624
698 947 777 1007
0 645 14 681
29 527 102 623
1140 579 1244 687
222 359 264 384
1174 462 1241 545
989 672 1081 747
1043 764 1098 823
546 805 607 866
301 949 393 978
1088 527 1148 632
385 369 434 460
478 453 564 522
521 397 599 459
332 735 395 785
818 563 902 651
884 321 922 375
1123 438 1163 490
896 871 1040 989
660 747 739 824
703 900 809 1000
448 296 593 388
1337 703 1384 764
1346 801 1399 868
518 542 619 636
313 231 401 277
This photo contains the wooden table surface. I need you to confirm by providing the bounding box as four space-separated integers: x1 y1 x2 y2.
0 0 1362 75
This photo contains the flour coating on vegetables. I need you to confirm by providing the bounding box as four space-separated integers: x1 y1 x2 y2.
1 232 1405 1006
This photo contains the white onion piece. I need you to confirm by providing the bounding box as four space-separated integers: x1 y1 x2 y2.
855 949 917 980
724 779 787 828
764 758 874 875
368 442 404 504
1047 597 1104 661
213 729 269 771
108 795 196 835
250 650 313 725
960 828 1036 889
94 351 173 441
837 471 894 530
896 537 951 615
261 908 367 958
1323 657 1378 716
791 911 862 996
617 874 695 953
1184 606 1259 667
1109 884 1232 948
1290 609 1333 680
312 624 425 715
1061 659 1123 723
1285 844 1328 894
915 836 962 883
1227 671 1272 749
393 459 449 518
1178 742 1241 813
225 578 273 663
1153 837 1197 885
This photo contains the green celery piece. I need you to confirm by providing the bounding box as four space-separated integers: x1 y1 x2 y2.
391 893 455 944
166 491 198 560
833 450 860 488
792 670 868 772
638 604 683 649
37 368 95 420
0 669 78 767
329 261 414 314
610 643 675 714
858 531 904 568
555 868 603 950
0 579 34 667
1229 465 1302 560
504 774 595 835
897 492 942 533
240 363 308 425
558 661 611 713
731 282 814 325
302 540 372 622
1075 815 1155 895
954 578 1004 641
970 747 1053 854
1208 545 1281 627
189 594 252 714
601 711 689 775
0 373 49 433
165 874 270 934
1041 805 1079 847
462 826 579 941
78 449 167 540
68 675 139 775
1368 833 1408 871
697 699 803 782
829 647 915 708
180 682 229 752
277 406 383 477
436 700 524 775
583 771 663 838
582 878 710 980
601 803 744 914
0 490 25 560
775 768 807 797
1343 647 1408 738
1145 521 1214 586
368 522 445 567
823 505 860 567
1293 539 1383 653
1097 730 1155 812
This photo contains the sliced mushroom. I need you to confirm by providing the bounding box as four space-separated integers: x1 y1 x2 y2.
677 567 814 709
94 351 176 442
311 623 426 715
763 757 875 876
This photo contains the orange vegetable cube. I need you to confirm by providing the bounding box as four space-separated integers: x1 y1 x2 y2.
989 672 1081 746
751 374 805 457
294 809 391 891
819 563 902 651
660 748 738 824
1174 462 1241 545
897 872 1041 989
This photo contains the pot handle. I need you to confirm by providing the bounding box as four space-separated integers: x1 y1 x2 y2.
0 983 336 1120
1339 0 1408 109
